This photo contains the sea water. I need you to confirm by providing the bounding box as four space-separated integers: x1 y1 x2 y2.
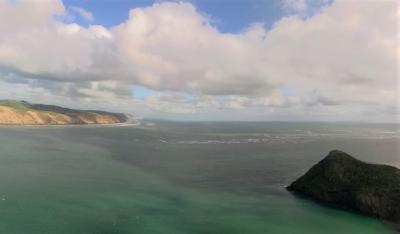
0 121 398 234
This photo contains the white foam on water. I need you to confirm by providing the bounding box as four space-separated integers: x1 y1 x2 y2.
157 128 400 145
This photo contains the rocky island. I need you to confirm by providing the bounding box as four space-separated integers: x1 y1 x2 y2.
287 150 400 228
0 100 127 125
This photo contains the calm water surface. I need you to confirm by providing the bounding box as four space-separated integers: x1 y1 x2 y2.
0 121 398 233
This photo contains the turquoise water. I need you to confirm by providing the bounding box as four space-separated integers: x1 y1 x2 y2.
0 121 398 233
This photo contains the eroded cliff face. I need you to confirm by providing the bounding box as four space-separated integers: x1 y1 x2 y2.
0 104 127 125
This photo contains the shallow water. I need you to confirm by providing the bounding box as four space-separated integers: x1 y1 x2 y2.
0 121 398 233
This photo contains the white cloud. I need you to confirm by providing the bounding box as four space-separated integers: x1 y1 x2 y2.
69 6 94 22
281 0 308 13
0 0 398 122
280 0 332 16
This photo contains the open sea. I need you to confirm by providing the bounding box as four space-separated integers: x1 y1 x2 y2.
0 120 399 234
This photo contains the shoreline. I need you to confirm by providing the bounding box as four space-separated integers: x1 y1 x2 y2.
0 120 140 128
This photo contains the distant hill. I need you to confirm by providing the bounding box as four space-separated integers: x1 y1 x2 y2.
287 150 400 228
0 100 127 125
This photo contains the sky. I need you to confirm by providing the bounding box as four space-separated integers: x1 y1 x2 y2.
0 0 398 122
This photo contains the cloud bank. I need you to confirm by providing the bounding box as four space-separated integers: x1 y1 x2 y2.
0 0 398 122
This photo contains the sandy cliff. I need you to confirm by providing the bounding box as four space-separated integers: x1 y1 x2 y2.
0 101 127 125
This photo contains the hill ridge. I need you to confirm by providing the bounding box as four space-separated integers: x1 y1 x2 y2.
0 100 127 125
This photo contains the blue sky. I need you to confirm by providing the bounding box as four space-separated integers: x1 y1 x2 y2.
62 0 333 32
63 0 284 32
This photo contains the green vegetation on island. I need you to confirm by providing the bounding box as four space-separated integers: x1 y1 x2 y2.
287 150 400 229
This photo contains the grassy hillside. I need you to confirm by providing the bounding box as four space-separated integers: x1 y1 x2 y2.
0 100 31 110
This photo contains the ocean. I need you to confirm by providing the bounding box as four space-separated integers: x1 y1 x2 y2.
0 120 398 233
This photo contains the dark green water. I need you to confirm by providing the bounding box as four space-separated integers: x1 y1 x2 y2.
0 121 398 233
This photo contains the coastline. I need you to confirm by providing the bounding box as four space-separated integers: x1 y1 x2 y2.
0 119 140 128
